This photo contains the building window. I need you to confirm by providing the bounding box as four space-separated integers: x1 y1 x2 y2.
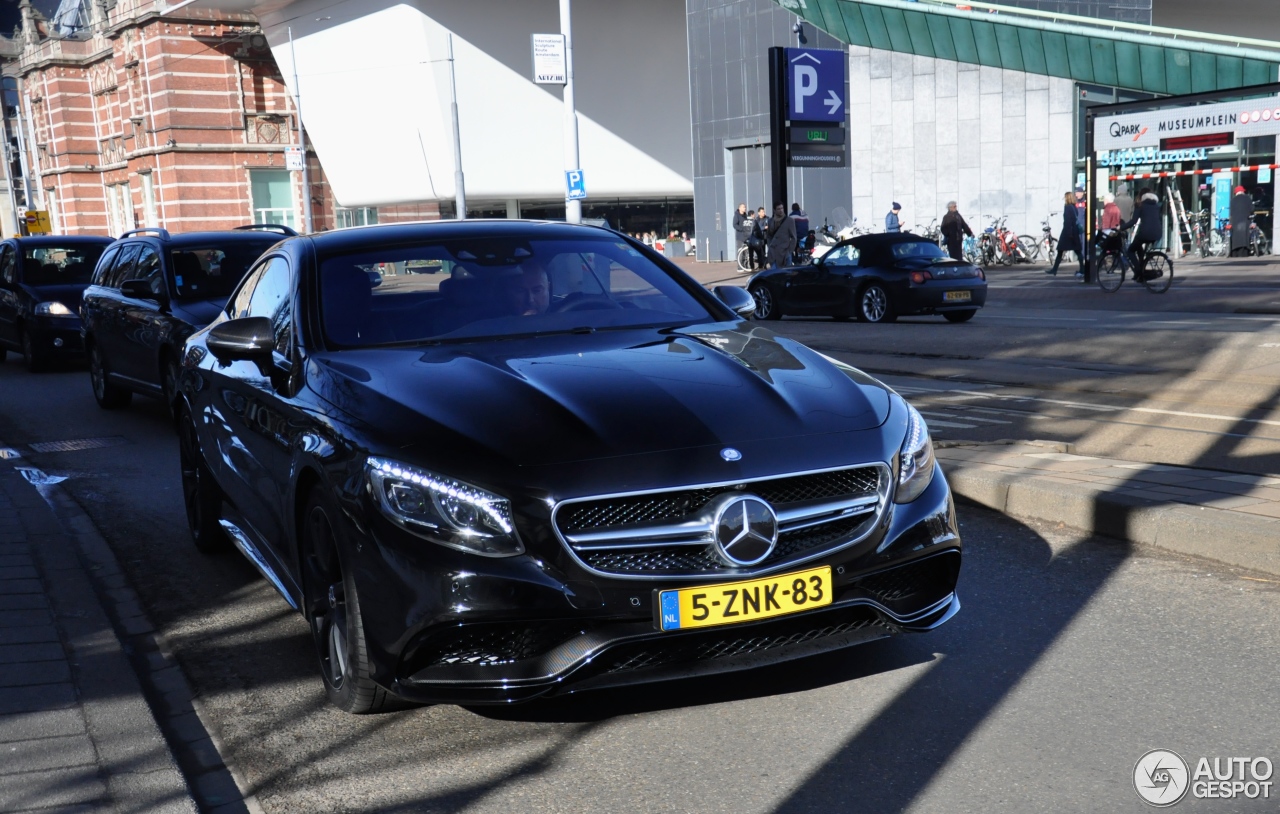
250 169 296 228
105 183 134 236
140 172 157 227
334 206 377 229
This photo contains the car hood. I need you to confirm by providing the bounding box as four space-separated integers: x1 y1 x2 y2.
309 323 892 467
24 283 87 312
170 297 226 328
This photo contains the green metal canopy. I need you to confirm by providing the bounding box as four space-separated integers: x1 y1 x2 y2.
778 0 1280 94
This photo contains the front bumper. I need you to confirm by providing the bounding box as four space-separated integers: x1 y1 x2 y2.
28 317 85 357
351 464 962 705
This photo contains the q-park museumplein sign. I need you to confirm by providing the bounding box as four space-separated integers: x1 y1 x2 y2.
784 47 847 168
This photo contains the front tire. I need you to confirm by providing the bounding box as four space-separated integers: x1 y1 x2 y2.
943 309 977 323
178 409 226 554
161 353 182 426
750 284 780 320
301 489 401 714
89 341 132 409
857 283 896 323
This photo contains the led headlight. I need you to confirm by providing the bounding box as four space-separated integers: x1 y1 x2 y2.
35 301 73 316
366 457 523 557
896 401 936 504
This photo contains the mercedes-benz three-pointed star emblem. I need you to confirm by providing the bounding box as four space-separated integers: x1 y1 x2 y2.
712 495 779 566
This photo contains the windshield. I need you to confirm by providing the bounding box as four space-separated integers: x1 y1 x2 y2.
319 235 713 347
171 242 274 300
23 245 107 286
891 241 947 260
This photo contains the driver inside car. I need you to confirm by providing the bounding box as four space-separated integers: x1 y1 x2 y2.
502 262 551 316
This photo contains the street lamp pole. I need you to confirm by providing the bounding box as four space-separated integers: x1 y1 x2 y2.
560 0 581 224
287 27 313 234
447 33 467 219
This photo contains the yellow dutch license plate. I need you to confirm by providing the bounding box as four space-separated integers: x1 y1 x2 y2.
658 566 832 631
943 290 972 302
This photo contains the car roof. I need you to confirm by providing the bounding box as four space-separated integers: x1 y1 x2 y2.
301 219 624 253
9 235 115 246
849 233 933 248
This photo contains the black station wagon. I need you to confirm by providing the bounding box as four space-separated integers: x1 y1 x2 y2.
81 225 292 415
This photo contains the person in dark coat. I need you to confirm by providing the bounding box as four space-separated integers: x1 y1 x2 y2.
940 201 973 261
766 203 797 268
1046 191 1082 277
1121 188 1163 276
1230 185 1254 256
749 206 768 269
732 203 752 251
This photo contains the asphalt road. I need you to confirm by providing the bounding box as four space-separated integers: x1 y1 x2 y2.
1 275 1278 811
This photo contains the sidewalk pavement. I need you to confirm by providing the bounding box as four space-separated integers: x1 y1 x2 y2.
0 447 256 812
937 440 1280 578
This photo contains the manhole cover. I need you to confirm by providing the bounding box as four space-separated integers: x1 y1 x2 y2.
28 437 128 453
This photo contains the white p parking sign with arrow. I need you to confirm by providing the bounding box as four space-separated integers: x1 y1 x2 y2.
786 47 846 123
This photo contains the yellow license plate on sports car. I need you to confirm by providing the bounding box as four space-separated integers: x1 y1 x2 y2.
658 566 832 631
943 290 972 302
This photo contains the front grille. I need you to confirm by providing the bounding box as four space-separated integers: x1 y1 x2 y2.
557 465 887 578
601 611 888 675
414 624 584 669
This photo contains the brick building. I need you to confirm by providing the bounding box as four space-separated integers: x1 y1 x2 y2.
2 0 438 236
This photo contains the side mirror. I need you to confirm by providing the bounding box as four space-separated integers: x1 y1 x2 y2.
713 285 756 318
207 316 275 362
120 278 167 302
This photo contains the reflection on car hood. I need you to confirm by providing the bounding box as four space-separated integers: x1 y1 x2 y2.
24 282 87 313
170 297 226 328
310 323 892 466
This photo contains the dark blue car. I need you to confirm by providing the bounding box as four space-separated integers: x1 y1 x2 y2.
0 236 114 371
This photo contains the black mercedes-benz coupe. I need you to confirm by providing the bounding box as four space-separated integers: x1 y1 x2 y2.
748 233 988 323
178 220 962 713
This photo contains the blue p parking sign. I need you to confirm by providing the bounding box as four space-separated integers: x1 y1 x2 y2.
566 169 587 201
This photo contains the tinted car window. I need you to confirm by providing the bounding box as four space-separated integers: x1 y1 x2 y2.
21 244 108 286
245 257 292 355
319 235 712 347
171 242 274 300
823 245 860 266
92 245 121 286
106 244 142 289
891 241 947 260
0 247 13 285
129 246 165 296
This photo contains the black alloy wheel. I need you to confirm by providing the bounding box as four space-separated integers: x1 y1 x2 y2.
857 283 896 323
178 410 226 554
943 309 977 323
21 328 46 373
302 489 401 714
89 341 132 409
750 284 780 320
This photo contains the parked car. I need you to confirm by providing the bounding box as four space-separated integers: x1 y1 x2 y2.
178 220 963 713
81 225 294 415
0 236 114 371
748 232 988 323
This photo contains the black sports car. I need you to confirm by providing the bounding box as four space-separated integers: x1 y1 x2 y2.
178 220 962 713
748 233 988 323
0 236 113 370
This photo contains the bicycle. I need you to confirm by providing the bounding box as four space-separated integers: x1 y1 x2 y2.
736 242 762 273
1250 216 1271 256
1029 214 1057 264
1096 228 1173 294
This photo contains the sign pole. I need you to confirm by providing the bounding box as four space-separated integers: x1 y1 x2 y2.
768 46 787 217
1084 109 1095 283
447 33 467 220
287 27 313 234
560 0 581 224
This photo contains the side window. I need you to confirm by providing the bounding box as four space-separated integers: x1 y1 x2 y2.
245 257 292 355
0 247 14 285
226 259 268 320
92 246 120 286
107 244 141 289
132 246 164 296
824 245 860 266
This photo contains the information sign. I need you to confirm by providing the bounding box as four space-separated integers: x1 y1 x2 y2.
784 48 845 123
566 169 586 201
285 146 304 171
532 34 567 85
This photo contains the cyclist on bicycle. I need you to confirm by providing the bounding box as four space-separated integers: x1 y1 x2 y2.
1119 188 1162 279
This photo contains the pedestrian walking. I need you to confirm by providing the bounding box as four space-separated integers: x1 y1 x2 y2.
1074 185 1087 272
790 203 810 261
1116 183 1135 222
732 203 752 252
885 202 902 233
940 201 973 261
1230 185 1254 256
1100 193 1121 231
1046 191 1083 277
766 202 797 268
749 206 768 269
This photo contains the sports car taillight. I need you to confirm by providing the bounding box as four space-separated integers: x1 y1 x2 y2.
909 271 932 285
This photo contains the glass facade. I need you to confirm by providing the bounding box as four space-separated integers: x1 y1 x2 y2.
687 0 852 262
999 1 1151 25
